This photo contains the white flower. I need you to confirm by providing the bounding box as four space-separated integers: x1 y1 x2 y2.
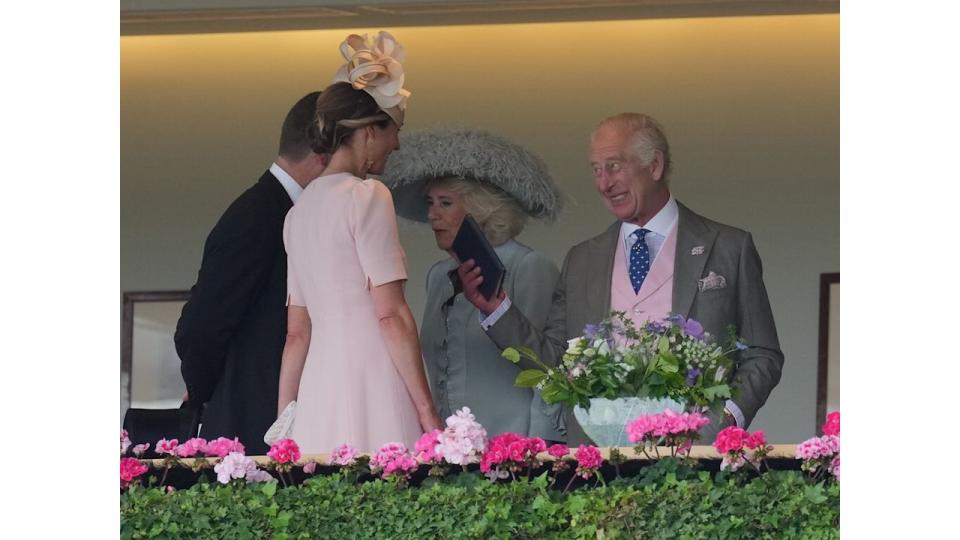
597 340 611 356
566 337 585 354
333 31 410 112
714 365 726 383
214 452 260 484
583 348 596 358
246 469 275 483
435 407 487 465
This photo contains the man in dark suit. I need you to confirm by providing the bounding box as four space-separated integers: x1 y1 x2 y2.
175 92 328 454
459 112 783 445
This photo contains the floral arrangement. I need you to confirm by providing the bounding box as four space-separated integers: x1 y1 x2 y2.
504 312 744 412
713 426 772 472
626 409 711 458
797 411 840 482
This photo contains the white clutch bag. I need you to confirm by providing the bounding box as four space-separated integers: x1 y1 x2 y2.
264 400 296 446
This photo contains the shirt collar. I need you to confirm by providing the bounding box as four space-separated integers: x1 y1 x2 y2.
620 195 678 239
270 162 303 203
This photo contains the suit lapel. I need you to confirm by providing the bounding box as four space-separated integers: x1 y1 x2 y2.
672 202 718 317
584 222 620 323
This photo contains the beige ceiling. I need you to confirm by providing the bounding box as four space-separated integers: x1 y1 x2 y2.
121 0 839 35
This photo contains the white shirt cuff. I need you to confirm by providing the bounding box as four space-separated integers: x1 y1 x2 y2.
479 297 512 330
725 399 745 428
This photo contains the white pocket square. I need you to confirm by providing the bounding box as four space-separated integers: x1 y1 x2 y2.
690 246 705 256
698 271 727 292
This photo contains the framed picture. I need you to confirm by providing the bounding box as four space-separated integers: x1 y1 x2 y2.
816 273 840 433
121 291 190 422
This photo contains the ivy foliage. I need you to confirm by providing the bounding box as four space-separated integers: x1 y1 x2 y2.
121 465 839 539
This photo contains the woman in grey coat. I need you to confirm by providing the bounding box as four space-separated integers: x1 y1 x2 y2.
382 129 566 441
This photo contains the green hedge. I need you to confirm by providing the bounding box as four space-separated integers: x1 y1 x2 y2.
121 461 839 539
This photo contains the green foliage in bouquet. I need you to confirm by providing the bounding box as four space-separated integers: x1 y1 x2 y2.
503 312 745 411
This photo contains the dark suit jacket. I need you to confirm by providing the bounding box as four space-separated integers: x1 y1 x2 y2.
175 170 293 455
486 201 784 445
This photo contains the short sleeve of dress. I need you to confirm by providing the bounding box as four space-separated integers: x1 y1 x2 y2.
282 213 306 307
352 180 408 287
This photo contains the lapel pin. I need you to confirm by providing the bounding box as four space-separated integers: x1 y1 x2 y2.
691 246 704 256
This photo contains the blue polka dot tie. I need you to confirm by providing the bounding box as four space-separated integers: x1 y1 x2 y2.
629 229 651 293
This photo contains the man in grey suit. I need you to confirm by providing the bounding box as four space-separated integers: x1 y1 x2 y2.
458 112 783 445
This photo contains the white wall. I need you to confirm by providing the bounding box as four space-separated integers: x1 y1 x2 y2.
121 14 839 442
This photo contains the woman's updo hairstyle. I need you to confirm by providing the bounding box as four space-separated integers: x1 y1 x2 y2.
309 82 393 154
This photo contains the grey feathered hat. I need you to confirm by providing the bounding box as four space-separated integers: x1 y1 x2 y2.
380 128 563 222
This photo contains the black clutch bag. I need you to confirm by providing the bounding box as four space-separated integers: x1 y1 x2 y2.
452 214 506 301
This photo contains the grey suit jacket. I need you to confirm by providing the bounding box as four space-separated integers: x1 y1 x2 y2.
486 202 784 445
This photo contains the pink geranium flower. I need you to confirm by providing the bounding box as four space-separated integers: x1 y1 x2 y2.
330 444 359 466
574 445 603 479
713 426 748 454
745 430 767 450
121 429 131 455
174 437 208 458
822 411 840 437
547 444 569 459
155 438 179 455
415 429 442 464
205 437 246 458
302 461 317 475
132 443 150 457
267 438 301 464
371 442 418 479
120 457 149 487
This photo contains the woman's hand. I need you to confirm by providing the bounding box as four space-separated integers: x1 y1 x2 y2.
456 259 506 317
418 407 443 432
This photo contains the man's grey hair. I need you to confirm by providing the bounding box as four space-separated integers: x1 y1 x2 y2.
592 113 673 181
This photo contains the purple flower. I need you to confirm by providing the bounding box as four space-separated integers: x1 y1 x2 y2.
583 324 600 340
681 318 705 339
735 341 749 351
644 321 668 334
686 368 701 386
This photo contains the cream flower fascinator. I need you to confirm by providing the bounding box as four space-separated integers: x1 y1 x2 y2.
333 31 410 127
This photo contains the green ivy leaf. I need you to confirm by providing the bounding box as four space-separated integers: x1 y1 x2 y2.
261 482 277 498
502 348 521 364
804 484 828 504
515 370 547 388
703 384 731 401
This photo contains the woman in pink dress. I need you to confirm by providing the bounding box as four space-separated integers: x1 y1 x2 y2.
277 32 441 454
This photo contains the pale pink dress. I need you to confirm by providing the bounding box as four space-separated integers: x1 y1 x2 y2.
283 172 421 454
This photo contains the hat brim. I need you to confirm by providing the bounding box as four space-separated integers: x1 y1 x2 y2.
381 128 564 223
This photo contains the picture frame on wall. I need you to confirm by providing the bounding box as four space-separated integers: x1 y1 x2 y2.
120 290 190 422
816 273 840 433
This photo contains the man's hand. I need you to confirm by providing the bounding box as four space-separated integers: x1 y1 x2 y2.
456 259 506 317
